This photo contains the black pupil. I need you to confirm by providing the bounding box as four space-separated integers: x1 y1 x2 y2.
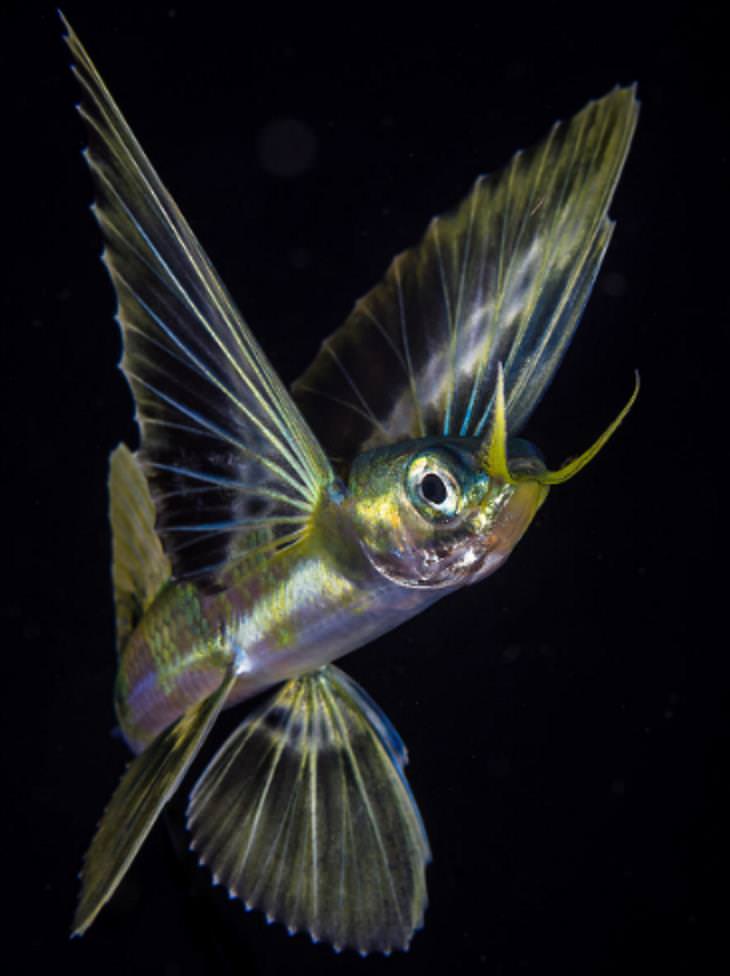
421 473 448 505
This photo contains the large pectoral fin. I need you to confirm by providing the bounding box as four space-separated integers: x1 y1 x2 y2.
187 666 430 955
73 668 237 935
64 18 334 587
294 88 638 472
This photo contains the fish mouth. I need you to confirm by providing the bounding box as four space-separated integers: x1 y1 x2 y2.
469 475 549 583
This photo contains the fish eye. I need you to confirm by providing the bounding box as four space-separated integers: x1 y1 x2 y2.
407 453 462 520
420 472 447 505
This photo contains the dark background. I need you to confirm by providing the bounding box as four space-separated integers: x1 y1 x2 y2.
3 3 726 974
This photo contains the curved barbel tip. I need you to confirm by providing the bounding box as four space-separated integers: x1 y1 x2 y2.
537 370 640 485
478 369 640 486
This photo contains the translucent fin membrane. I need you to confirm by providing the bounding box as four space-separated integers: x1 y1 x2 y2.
73 668 236 935
62 15 333 584
294 88 638 475
187 666 430 955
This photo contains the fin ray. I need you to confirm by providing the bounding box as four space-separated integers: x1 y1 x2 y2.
73 667 236 935
108 444 171 651
293 87 638 474
187 666 429 955
63 18 333 585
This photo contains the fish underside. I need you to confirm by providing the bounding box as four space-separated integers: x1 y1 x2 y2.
63 13 638 957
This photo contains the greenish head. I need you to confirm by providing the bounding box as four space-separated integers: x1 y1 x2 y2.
348 436 548 588
348 368 639 590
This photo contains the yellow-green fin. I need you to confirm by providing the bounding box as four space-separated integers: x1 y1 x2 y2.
187 665 430 955
65 17 333 587
293 87 638 473
73 667 236 936
109 444 171 651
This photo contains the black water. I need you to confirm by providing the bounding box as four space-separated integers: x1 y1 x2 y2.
4 4 725 974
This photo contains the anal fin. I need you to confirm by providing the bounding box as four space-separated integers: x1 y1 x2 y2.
73 667 236 935
187 665 430 955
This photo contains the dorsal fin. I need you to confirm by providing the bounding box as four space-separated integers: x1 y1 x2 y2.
109 444 172 650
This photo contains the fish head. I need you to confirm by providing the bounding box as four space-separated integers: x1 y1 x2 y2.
348 368 639 590
347 436 548 589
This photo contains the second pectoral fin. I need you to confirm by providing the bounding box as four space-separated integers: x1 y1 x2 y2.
73 666 237 936
187 666 430 955
294 88 638 470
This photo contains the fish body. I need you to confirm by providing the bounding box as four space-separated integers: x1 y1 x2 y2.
117 439 544 752
64 13 639 957
116 484 441 752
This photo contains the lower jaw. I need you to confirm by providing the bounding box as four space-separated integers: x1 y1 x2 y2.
466 548 511 584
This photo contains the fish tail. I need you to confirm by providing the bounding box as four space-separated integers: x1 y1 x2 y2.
186 665 431 956
73 667 237 935
108 444 171 652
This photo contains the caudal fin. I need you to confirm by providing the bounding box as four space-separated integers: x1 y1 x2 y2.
187 665 430 955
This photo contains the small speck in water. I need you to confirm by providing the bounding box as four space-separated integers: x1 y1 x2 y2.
257 118 317 177
601 270 628 297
